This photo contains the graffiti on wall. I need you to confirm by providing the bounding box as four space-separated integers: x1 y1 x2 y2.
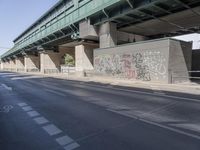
94 51 167 81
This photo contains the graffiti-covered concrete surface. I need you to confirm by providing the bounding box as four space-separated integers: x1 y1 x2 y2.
94 38 192 83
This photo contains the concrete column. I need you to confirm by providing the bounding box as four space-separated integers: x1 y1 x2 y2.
24 55 40 72
6 60 10 71
75 44 97 76
0 61 4 70
9 59 16 72
3 61 7 70
4 61 9 71
99 22 117 48
40 51 60 74
12 59 16 71
16 57 25 72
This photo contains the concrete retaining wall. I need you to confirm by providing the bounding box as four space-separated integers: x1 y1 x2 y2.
94 38 192 83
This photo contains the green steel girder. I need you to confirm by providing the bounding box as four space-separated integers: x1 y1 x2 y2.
1 0 121 59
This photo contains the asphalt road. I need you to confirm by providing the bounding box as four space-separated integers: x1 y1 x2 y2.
0 71 200 150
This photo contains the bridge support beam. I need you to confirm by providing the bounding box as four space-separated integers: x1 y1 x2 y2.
75 44 98 76
16 57 25 72
24 55 40 72
99 22 117 48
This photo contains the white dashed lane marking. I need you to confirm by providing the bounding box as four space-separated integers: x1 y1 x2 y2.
33 117 49 125
22 106 33 111
27 111 40 117
42 124 62 136
17 102 80 149
64 142 80 150
18 103 28 107
56 135 74 146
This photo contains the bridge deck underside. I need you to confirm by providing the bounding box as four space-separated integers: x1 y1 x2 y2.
91 0 200 38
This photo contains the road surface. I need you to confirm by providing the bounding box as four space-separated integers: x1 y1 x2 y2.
0 71 200 150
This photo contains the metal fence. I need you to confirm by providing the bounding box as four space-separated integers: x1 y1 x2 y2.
171 71 200 83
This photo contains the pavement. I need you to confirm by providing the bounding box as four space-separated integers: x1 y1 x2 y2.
0 71 200 150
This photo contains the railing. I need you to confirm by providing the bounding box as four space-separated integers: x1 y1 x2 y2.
26 68 40 72
17 68 25 72
61 66 75 74
171 71 200 83
44 69 60 74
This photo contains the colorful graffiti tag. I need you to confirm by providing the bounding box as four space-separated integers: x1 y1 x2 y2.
94 51 167 81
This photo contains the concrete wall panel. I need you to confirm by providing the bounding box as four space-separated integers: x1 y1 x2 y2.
94 39 170 83
94 38 192 83
169 40 192 83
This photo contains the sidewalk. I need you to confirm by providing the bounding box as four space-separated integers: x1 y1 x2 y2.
22 72 200 95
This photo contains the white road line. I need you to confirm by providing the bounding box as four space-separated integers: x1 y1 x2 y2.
64 142 80 150
33 117 49 125
56 135 74 146
45 89 66 97
11 76 41 80
85 83 200 103
108 109 200 141
1 84 12 91
18 103 28 107
27 111 40 117
42 124 62 136
22 106 33 111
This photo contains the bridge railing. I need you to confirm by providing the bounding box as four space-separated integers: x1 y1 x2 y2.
171 71 200 83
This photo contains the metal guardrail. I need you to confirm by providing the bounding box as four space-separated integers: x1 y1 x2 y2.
44 69 60 74
171 71 200 83
26 68 39 72
17 68 25 72
61 66 75 74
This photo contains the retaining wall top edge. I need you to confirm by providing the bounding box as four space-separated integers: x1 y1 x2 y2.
95 37 191 51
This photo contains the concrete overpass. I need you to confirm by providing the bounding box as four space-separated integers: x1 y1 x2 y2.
1 0 200 83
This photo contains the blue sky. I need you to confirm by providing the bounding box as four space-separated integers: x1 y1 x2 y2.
0 0 199 56
0 0 58 55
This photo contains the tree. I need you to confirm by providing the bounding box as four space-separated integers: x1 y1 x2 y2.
64 54 75 66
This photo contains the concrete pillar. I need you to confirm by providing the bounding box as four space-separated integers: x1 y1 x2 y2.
75 44 97 76
99 22 117 48
16 57 25 72
9 58 16 71
40 51 60 74
6 60 10 71
79 19 98 41
24 55 40 72
9 59 16 71
4 61 9 71
3 61 7 70
1 62 3 70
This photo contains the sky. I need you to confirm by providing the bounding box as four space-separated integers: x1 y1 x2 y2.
0 0 58 55
0 0 199 56
173 33 200 49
